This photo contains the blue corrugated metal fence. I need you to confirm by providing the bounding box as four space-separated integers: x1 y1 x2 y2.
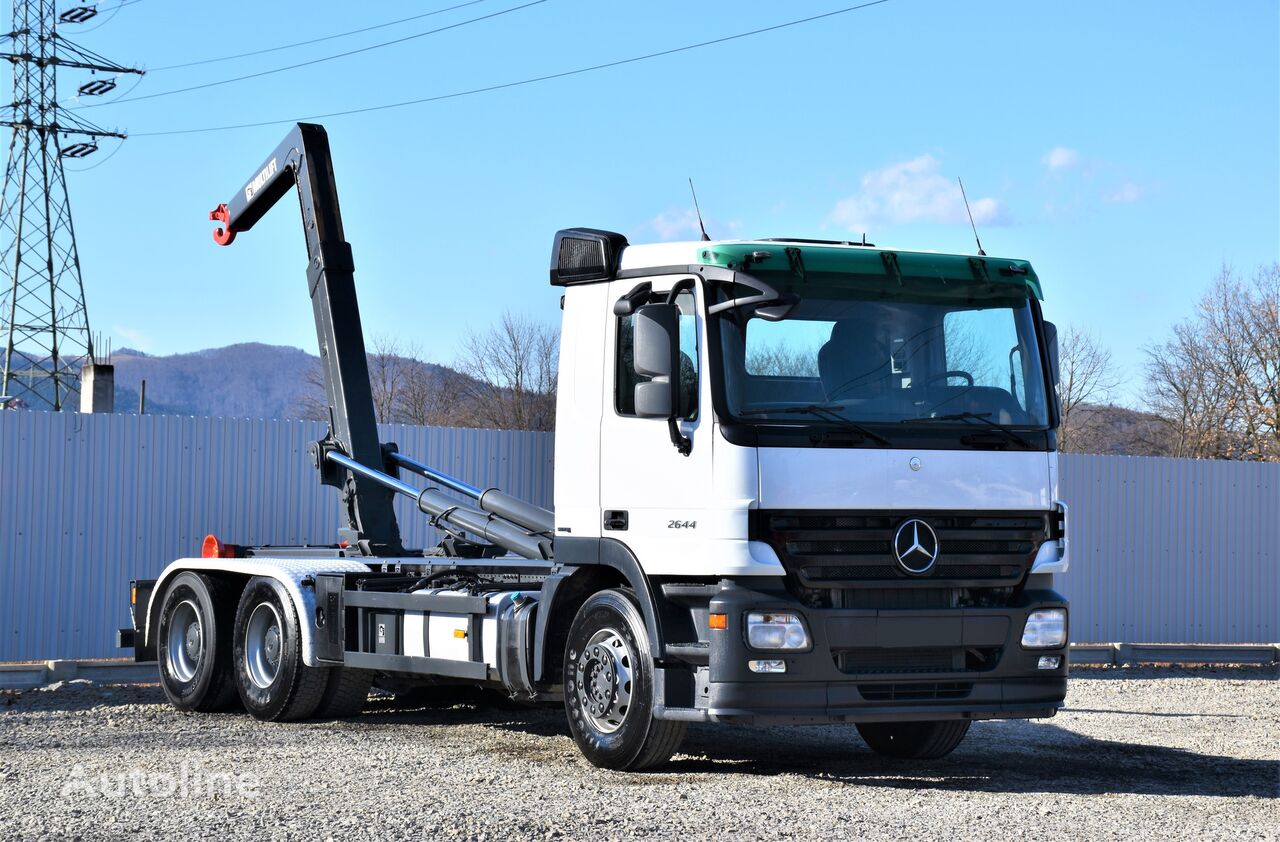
0 411 1274 660
0 412 553 661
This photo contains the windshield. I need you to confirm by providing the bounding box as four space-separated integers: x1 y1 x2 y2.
716 274 1052 429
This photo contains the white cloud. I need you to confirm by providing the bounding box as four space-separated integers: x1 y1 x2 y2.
648 208 741 241
1042 146 1080 171
112 325 154 353
1102 182 1143 204
829 154 1006 233
649 208 703 241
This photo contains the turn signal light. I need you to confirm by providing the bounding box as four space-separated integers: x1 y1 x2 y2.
708 613 727 630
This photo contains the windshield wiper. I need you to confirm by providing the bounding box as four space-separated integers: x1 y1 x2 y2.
740 404 891 446
903 411 1032 448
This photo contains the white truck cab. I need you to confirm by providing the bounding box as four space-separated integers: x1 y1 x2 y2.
546 230 1068 749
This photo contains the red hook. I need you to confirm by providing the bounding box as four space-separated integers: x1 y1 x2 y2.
209 203 236 246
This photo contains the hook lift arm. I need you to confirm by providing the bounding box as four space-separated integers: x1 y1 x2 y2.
209 123 404 556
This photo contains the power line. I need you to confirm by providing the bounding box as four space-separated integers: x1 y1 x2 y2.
69 0 144 35
81 0 550 108
132 0 895 138
148 0 491 72
63 136 126 172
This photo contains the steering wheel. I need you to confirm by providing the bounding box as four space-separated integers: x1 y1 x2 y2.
925 370 974 387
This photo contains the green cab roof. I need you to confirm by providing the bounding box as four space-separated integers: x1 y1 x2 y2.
694 241 1043 300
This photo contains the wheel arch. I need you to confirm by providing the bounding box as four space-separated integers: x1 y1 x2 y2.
145 557 372 668
535 537 692 686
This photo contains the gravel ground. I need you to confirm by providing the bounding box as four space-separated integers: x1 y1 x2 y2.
0 665 1276 841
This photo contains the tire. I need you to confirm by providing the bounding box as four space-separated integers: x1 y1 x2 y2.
156 572 241 712
232 576 329 722
564 589 687 771
856 719 971 759
313 668 372 719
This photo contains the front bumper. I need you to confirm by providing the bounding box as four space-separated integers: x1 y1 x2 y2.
662 580 1068 725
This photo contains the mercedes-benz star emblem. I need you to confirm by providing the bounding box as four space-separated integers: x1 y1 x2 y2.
909 457 922 472
893 518 939 574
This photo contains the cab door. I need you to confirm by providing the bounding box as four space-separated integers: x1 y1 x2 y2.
598 276 715 574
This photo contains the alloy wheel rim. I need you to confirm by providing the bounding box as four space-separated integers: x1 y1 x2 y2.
166 599 202 683
245 601 284 689
574 628 634 734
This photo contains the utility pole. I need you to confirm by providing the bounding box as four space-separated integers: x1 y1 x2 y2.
0 1 141 409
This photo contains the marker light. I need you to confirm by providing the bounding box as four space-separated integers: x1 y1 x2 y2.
708 613 727 630
746 612 810 651
1038 656 1062 670
749 659 786 673
201 534 239 559
1022 609 1068 648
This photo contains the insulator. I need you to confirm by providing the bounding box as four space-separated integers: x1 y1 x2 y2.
78 79 118 97
59 6 98 23
61 142 98 159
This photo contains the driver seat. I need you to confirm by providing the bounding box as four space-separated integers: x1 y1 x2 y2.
818 320 888 401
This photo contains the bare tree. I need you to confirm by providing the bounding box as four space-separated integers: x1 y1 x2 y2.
1055 326 1119 452
366 335 412 424
293 362 328 422
452 312 559 431
292 335 450 426
397 362 463 427
1143 264 1279 461
746 339 820 377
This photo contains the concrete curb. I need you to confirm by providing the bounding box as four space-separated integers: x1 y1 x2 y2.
2 646 1277 690
0 659 158 690
1069 643 1280 666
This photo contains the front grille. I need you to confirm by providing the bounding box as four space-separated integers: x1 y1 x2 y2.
835 646 1003 676
858 682 974 702
758 510 1048 588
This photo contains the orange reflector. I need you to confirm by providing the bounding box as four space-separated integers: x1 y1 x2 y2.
453 629 467 639
201 534 239 559
709 613 727 630
130 585 137 606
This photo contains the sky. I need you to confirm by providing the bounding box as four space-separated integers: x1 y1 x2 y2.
37 0 1280 406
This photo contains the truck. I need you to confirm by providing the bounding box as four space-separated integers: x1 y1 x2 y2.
121 123 1070 771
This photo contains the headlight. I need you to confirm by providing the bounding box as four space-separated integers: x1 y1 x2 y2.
746 612 810 651
1022 608 1067 648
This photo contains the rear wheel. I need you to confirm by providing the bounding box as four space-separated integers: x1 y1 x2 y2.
564 589 686 771
856 720 971 759
156 572 240 712
313 668 372 718
232 577 329 721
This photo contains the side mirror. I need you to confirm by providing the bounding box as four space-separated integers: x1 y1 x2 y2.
633 303 679 418
1043 320 1060 386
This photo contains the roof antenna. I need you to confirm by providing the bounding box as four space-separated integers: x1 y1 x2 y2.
957 177 986 256
688 177 711 241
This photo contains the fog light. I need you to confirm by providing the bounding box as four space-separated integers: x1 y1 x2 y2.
749 659 786 673
1022 608 1067 648
1038 655 1061 670
746 612 810 651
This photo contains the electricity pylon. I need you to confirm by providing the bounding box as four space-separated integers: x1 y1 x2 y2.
0 0 141 409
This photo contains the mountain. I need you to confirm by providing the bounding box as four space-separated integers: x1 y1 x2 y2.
110 343 328 420
1061 403 1174 457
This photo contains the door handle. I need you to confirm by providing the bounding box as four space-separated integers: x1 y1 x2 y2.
603 510 629 531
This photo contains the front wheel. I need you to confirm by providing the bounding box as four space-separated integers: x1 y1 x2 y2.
856 719 971 759
564 589 686 771
232 576 329 722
